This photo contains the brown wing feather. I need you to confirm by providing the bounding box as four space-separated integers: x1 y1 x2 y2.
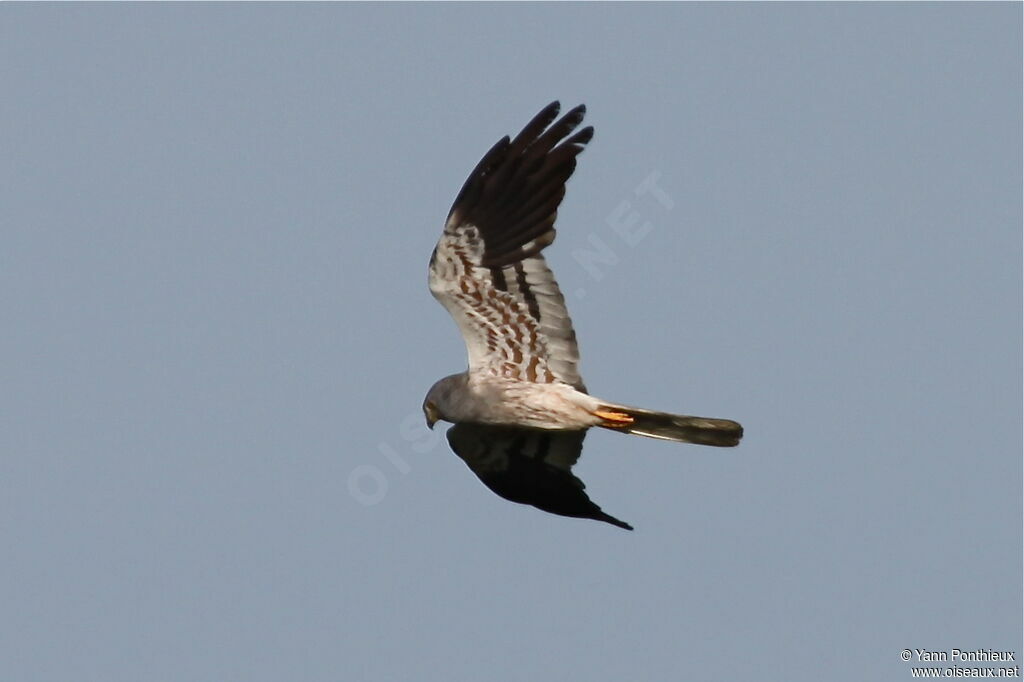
429 102 592 387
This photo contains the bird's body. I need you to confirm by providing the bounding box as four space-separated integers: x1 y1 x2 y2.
425 373 601 431
424 102 743 530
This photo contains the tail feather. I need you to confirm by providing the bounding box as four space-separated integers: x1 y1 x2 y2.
595 403 743 447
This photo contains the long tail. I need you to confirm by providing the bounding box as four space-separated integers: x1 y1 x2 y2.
593 403 743 447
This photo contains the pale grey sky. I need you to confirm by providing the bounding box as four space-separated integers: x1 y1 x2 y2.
2 4 1020 681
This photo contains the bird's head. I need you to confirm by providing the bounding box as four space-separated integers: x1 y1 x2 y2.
422 373 466 429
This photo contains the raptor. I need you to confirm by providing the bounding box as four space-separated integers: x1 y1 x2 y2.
424 102 742 530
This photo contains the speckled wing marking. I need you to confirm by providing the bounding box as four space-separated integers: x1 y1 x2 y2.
446 423 633 530
428 102 592 388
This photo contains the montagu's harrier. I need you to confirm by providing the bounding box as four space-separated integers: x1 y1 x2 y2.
424 102 742 530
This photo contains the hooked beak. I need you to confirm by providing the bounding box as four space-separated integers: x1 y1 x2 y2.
424 402 439 430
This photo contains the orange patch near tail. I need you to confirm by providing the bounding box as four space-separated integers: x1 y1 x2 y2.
593 409 635 428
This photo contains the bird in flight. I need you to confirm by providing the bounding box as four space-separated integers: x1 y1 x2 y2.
424 102 742 530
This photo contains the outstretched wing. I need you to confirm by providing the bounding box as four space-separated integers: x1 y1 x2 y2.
446 423 632 530
428 102 592 389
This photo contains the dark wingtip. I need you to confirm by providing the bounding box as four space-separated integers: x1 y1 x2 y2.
600 513 634 531
565 103 586 119
565 126 594 147
445 100 594 264
526 102 561 136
